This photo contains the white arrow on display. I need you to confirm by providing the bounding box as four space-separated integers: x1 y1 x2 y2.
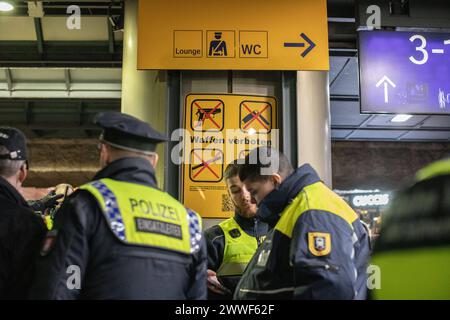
376 75 396 103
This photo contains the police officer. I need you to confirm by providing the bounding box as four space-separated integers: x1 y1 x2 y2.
371 157 450 299
29 112 206 299
234 147 370 300
0 127 47 299
205 161 268 299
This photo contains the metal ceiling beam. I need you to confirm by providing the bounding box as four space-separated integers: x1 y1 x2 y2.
0 41 123 67
330 95 359 101
0 60 122 67
107 19 116 54
329 48 358 56
332 137 450 142
78 101 84 126
328 17 356 23
33 18 45 57
343 131 354 140
334 113 450 141
4 68 12 91
25 101 32 125
356 114 376 129
341 114 375 140
3 1 123 17
333 126 450 132
327 0 355 19
394 115 433 141
330 58 350 88
64 69 71 92
0 97 120 138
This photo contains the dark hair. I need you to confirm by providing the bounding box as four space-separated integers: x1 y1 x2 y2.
238 147 294 182
224 160 242 180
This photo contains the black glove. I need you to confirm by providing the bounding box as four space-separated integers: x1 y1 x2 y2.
29 192 64 213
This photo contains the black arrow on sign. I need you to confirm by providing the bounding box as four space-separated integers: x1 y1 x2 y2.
284 33 316 57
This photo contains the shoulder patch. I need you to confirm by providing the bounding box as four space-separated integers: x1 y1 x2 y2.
308 232 331 257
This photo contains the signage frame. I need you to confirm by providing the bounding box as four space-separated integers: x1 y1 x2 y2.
358 30 450 115
137 0 329 71
180 93 279 219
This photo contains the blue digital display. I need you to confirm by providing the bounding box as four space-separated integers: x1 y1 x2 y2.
359 31 450 114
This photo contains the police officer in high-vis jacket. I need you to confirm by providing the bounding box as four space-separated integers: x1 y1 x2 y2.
234 147 370 300
371 157 450 299
29 112 206 299
205 161 268 299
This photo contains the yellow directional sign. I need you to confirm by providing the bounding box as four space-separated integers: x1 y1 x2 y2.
181 94 278 218
138 0 329 70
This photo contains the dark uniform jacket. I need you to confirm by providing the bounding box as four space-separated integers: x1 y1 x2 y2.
234 164 370 300
204 214 268 298
29 157 207 300
0 176 46 299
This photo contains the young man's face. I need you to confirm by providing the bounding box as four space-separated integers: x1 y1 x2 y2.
243 174 282 205
226 175 257 218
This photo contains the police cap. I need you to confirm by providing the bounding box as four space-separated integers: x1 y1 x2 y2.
94 112 167 154
0 127 28 161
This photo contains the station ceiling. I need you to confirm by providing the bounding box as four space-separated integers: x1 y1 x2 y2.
0 1 449 142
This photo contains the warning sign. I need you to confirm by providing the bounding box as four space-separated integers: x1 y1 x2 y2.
191 99 224 132
181 94 278 218
189 149 224 182
240 100 272 133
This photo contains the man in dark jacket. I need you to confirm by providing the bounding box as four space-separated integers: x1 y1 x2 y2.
234 147 370 300
0 127 47 299
205 161 268 299
29 112 207 300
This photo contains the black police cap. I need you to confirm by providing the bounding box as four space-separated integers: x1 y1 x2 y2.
94 112 167 153
0 127 28 161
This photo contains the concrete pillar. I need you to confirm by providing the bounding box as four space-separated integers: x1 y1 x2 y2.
296 71 332 187
121 0 167 188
